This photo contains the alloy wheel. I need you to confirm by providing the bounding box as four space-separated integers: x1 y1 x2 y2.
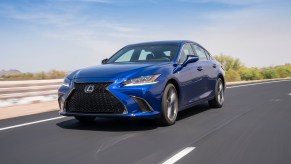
166 87 178 122
217 81 224 105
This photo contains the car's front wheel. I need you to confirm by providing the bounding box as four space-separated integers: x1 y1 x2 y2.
156 83 179 126
208 78 224 108
75 116 96 122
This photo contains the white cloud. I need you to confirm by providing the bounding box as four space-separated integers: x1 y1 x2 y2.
0 1 145 52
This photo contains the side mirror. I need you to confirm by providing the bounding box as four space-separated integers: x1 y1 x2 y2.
101 58 108 64
182 55 199 66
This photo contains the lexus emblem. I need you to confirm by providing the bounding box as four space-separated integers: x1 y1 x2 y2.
84 85 95 93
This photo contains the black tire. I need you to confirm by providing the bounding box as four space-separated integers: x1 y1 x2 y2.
156 83 179 126
75 116 96 122
208 78 224 108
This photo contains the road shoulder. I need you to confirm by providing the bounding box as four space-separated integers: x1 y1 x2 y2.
0 101 58 120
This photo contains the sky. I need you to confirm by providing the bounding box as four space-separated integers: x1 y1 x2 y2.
0 0 291 72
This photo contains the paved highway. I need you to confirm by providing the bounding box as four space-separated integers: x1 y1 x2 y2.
0 80 291 164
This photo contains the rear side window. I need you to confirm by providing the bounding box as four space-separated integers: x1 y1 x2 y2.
206 51 213 60
192 45 208 61
138 50 150 60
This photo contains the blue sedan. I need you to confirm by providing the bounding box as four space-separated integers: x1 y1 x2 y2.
58 40 225 125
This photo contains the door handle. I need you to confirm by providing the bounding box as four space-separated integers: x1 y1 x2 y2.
213 64 217 68
197 66 203 71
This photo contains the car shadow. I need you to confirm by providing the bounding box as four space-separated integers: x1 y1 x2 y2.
56 117 158 132
177 103 211 121
56 103 211 132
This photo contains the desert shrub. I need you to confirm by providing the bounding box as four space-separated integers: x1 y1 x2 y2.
275 64 291 78
238 67 262 80
261 68 279 79
275 67 288 78
226 69 241 82
46 70 67 79
1 70 67 80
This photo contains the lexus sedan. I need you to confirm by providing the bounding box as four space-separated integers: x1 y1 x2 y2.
58 40 225 125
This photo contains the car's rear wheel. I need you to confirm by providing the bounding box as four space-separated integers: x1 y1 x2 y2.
75 116 96 122
208 78 224 108
156 83 179 126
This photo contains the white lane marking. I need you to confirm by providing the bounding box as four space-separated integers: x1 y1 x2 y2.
227 80 291 89
289 93 291 96
0 116 65 131
162 147 195 164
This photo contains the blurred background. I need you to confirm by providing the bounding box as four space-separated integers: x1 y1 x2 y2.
0 0 291 109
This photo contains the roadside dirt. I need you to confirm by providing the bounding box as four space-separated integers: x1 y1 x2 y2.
0 101 58 120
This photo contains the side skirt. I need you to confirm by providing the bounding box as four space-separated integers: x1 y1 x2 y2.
179 96 215 111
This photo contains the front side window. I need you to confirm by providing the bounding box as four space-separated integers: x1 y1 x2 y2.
192 45 208 61
179 43 194 64
115 50 134 62
107 44 179 64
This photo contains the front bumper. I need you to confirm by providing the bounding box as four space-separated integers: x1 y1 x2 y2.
58 77 164 119
59 111 160 119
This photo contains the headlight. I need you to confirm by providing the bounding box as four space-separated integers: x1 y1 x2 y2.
123 74 161 86
62 78 71 87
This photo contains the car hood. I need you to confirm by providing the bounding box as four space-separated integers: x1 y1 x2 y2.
73 63 168 79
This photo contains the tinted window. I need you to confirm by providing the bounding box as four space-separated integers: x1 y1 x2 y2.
107 44 179 63
193 45 208 61
115 49 134 62
138 50 150 60
179 43 194 64
206 51 213 60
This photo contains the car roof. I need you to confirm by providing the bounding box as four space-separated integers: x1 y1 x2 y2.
127 40 197 46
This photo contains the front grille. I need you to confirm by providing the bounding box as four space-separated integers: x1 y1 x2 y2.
66 82 125 114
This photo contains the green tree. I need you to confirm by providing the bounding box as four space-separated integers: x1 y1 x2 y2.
214 54 242 71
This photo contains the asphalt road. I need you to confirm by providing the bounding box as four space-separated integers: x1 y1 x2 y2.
0 80 291 164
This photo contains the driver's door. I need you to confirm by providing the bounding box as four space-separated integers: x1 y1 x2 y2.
176 43 204 107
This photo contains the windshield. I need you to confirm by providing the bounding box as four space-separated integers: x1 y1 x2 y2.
106 44 179 64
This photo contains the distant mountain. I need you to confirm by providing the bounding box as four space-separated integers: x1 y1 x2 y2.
0 69 22 76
